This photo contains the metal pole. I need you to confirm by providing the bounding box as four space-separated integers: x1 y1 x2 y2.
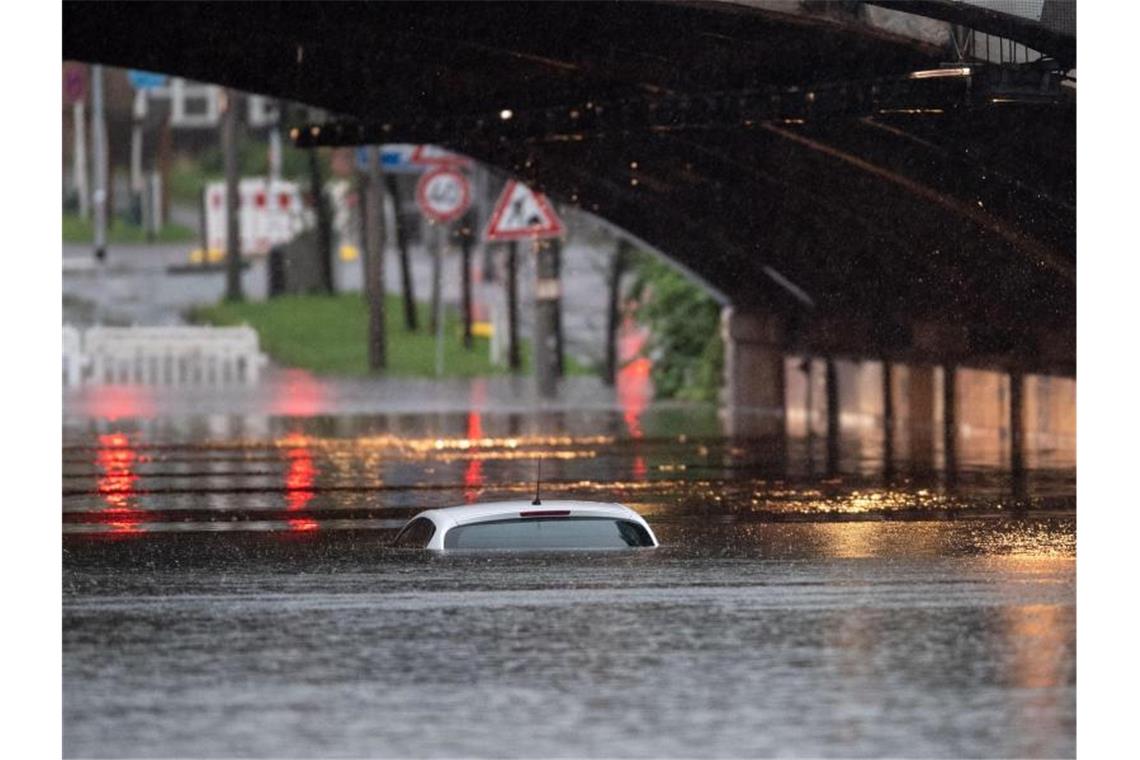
270 99 286 184
434 224 445 377
269 128 283 182
156 109 172 230
429 222 443 335
198 187 208 261
460 220 475 349
268 127 283 184
534 237 560 398
222 88 243 301
130 90 146 227
552 237 565 377
365 146 387 371
90 64 107 262
386 174 418 331
73 101 89 220
507 241 521 371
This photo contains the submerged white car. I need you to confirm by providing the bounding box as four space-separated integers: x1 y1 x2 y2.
393 500 659 551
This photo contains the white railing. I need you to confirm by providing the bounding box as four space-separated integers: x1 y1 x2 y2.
63 325 84 387
63 325 268 387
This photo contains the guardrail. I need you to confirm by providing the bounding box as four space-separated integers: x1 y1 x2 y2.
63 325 268 387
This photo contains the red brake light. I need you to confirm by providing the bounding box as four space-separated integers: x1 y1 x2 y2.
519 510 571 518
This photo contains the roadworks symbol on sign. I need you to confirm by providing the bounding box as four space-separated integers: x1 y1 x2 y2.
483 180 565 242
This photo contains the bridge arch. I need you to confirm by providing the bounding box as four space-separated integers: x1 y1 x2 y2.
64 0 1074 374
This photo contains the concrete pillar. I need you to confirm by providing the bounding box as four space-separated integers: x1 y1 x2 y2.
1009 369 1025 476
881 359 895 475
825 357 840 475
721 307 785 438
908 365 936 470
942 363 958 482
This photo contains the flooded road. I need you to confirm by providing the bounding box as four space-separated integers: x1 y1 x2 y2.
63 381 1075 758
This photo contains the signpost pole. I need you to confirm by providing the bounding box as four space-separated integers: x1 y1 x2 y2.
269 99 284 183
429 221 442 336
73 101 89 220
551 236 565 378
130 90 146 227
534 237 561 398
432 221 446 377
507 241 520 371
156 109 173 234
459 217 475 350
91 64 107 263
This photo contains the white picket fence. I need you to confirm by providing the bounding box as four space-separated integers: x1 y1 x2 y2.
63 325 268 387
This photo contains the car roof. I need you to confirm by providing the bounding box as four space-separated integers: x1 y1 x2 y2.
400 500 658 550
412 500 646 528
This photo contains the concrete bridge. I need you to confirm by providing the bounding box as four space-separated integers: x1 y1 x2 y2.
64 1 1075 465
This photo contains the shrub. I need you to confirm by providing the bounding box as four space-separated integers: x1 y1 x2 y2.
629 254 723 402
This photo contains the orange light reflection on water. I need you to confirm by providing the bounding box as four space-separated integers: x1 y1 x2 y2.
281 431 318 531
617 315 651 481
464 380 486 503
271 369 328 417
95 432 144 533
88 386 156 421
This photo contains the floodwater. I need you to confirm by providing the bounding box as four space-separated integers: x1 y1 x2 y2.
63 376 1075 758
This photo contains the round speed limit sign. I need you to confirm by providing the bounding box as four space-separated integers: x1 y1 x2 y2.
415 167 472 223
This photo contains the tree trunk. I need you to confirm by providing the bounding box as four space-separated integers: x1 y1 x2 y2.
307 148 335 294
223 88 243 301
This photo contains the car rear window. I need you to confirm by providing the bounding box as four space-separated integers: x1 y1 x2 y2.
392 517 436 548
443 516 653 550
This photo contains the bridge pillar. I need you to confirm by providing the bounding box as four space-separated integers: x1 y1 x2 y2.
721 307 785 439
942 363 958 483
881 359 896 475
1009 369 1026 477
908 365 936 470
825 356 840 475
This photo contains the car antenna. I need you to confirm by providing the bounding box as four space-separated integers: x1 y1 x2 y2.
532 457 543 506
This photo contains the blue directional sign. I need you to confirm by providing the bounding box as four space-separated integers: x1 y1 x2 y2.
355 145 422 174
355 144 472 174
127 70 169 90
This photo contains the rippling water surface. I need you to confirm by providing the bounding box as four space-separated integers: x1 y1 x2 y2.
63 395 1075 758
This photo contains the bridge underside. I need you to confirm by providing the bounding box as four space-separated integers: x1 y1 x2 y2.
63 1 1075 374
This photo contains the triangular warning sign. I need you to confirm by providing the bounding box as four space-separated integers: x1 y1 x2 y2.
483 180 565 242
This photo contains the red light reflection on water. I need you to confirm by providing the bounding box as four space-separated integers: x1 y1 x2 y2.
95 432 144 533
271 370 328 417
617 316 651 480
464 380 486 502
282 432 318 531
